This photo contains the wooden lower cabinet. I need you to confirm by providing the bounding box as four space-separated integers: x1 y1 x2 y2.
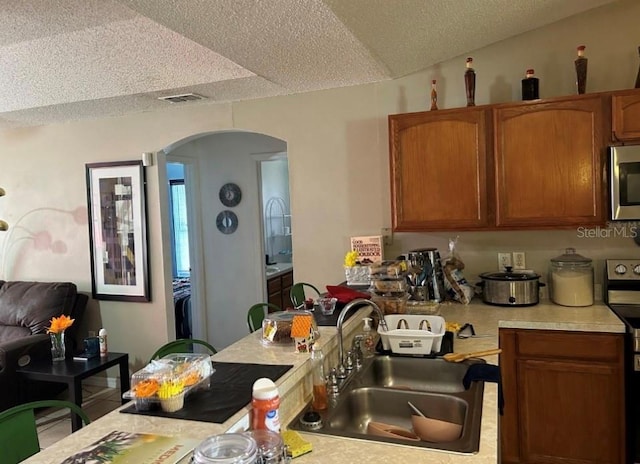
267 270 293 311
500 329 625 464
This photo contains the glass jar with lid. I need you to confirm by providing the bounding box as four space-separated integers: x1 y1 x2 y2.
549 248 594 307
244 430 289 464
193 433 258 464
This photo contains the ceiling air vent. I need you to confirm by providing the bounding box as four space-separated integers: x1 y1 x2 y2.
158 93 206 103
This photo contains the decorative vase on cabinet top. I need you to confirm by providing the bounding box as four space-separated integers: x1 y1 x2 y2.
521 69 539 100
464 57 476 107
430 79 438 110
574 45 588 94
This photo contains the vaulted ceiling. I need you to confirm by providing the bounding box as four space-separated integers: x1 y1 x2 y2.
0 0 615 129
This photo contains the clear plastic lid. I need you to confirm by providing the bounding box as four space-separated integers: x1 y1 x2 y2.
261 310 319 346
550 248 592 267
193 433 258 464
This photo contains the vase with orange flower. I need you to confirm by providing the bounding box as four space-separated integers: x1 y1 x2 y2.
47 315 74 361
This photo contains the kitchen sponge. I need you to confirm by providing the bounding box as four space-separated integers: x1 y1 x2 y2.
281 430 312 459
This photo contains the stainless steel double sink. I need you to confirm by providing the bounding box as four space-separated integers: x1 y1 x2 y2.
288 355 485 454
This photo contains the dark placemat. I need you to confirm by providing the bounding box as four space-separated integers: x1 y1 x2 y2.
120 362 293 424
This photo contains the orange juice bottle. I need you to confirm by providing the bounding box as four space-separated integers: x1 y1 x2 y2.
310 345 327 410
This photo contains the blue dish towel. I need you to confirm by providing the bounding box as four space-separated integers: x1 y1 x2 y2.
462 363 504 415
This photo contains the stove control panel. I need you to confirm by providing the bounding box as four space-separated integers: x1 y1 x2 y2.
605 259 640 281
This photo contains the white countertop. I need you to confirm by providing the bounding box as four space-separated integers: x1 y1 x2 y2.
24 299 624 463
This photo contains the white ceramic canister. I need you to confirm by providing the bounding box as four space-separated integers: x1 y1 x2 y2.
549 248 594 307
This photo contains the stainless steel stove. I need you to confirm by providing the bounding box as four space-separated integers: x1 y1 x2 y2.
604 259 640 463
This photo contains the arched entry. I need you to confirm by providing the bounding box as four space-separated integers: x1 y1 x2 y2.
158 131 288 350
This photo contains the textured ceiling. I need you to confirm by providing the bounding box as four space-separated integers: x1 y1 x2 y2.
0 0 615 129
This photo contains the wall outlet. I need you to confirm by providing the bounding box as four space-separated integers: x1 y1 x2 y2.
381 228 393 247
513 252 526 270
498 252 512 270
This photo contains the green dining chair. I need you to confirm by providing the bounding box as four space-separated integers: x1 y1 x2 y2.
0 399 90 464
150 338 217 362
247 303 281 333
290 282 322 309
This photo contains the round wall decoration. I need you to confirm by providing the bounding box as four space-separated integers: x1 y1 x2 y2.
216 210 238 234
219 183 242 207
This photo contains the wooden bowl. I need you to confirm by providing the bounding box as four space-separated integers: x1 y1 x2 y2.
411 414 462 442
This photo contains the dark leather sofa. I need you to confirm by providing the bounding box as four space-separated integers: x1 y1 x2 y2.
0 281 88 412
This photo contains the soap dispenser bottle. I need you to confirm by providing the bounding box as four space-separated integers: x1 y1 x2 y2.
361 318 376 358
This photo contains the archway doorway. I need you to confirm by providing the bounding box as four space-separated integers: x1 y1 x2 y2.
158 131 288 350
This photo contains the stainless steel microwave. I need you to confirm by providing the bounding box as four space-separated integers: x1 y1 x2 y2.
610 145 640 220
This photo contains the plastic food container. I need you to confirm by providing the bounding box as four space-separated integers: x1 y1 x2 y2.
549 248 594 307
368 260 407 280
371 294 410 315
123 353 214 412
378 315 445 354
406 300 441 315
261 310 319 346
369 279 408 297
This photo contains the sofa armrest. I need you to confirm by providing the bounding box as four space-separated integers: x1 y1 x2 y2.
0 334 50 373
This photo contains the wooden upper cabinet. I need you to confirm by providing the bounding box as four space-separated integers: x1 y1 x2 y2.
612 89 640 142
494 96 606 228
389 108 492 231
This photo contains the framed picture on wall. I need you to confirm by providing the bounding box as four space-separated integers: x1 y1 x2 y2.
85 160 150 302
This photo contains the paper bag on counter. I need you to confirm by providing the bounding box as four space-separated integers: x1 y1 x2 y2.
443 237 474 305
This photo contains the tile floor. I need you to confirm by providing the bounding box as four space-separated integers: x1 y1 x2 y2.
35 384 121 450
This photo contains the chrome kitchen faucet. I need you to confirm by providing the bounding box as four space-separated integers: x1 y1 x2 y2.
335 298 387 382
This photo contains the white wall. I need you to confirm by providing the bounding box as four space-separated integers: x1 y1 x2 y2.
0 0 638 365
0 106 235 367
170 132 286 349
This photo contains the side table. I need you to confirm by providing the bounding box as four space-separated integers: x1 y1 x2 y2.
17 352 130 431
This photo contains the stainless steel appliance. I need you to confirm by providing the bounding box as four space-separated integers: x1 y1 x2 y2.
609 145 640 221
406 248 446 302
604 259 640 463
478 267 543 306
